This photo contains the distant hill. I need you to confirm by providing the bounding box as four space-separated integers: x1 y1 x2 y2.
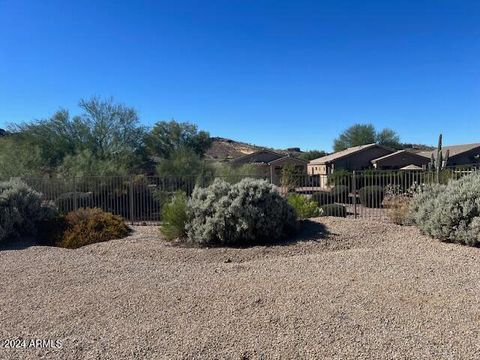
205 137 302 161
0 128 6 137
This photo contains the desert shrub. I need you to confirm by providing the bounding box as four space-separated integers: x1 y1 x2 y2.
287 194 321 220
359 186 384 208
384 195 412 225
410 173 480 246
319 204 346 217
0 179 55 242
160 192 188 240
186 178 296 246
53 208 130 249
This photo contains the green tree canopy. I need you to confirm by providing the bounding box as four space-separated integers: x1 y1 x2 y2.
145 120 211 159
12 97 147 176
298 150 327 161
333 124 401 151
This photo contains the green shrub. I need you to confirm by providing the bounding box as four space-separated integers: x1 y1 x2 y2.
410 173 480 246
287 194 320 220
160 192 188 240
0 179 55 242
359 186 384 208
319 204 347 217
186 178 296 246
52 208 130 249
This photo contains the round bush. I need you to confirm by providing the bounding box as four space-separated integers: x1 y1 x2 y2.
410 173 480 246
287 193 320 220
186 178 296 246
359 186 384 208
0 179 55 242
43 208 131 249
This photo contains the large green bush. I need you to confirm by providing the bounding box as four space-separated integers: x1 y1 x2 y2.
287 194 320 220
410 173 480 246
186 178 296 246
359 186 384 208
0 179 55 242
160 192 188 240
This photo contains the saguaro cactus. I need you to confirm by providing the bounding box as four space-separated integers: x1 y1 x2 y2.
430 134 450 183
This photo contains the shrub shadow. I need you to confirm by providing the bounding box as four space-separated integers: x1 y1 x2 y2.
0 236 39 251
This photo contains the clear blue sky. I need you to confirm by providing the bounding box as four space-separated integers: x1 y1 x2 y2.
1 0 479 151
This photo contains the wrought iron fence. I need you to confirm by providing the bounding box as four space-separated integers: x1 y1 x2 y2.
18 166 478 224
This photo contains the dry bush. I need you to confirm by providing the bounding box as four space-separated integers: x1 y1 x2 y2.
44 208 131 249
384 195 412 225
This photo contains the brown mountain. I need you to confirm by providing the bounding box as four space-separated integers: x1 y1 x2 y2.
206 137 302 161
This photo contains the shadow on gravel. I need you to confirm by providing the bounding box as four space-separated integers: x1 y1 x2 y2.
292 220 329 243
0 236 40 252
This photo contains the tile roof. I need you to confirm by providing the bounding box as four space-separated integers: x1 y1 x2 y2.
418 143 480 158
309 143 391 165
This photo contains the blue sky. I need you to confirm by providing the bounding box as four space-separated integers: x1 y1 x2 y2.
0 0 479 151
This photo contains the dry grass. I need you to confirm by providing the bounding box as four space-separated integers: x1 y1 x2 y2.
1 218 479 359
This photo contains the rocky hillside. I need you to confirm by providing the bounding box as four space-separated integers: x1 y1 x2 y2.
205 137 302 161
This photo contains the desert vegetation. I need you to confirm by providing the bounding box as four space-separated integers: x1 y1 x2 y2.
409 172 480 246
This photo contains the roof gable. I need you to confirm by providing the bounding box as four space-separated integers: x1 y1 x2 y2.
418 143 480 159
309 144 394 165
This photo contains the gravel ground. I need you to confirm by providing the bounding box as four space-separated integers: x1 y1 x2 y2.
1 218 479 359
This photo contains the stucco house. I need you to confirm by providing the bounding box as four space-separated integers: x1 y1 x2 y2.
308 144 394 175
371 150 430 170
231 150 307 184
418 143 480 167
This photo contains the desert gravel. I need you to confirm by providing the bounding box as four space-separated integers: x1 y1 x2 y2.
0 218 479 359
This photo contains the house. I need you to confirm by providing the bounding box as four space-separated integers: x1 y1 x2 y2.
308 143 394 175
371 150 430 170
418 143 480 167
231 150 307 184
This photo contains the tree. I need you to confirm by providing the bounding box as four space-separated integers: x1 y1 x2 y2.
376 128 401 149
298 150 327 161
145 120 211 159
333 124 401 151
12 97 147 176
333 124 376 152
155 146 213 179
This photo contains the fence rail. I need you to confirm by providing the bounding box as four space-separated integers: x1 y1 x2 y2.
15 167 478 224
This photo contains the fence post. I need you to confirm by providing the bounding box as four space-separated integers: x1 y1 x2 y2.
129 176 135 224
73 177 78 211
352 171 357 219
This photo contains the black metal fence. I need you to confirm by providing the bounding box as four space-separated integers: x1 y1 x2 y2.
19 167 478 224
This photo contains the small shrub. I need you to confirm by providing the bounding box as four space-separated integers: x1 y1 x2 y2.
55 208 130 249
359 186 384 208
0 179 55 242
287 194 320 220
319 204 346 217
186 178 296 246
160 192 188 240
384 195 412 225
410 173 480 246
